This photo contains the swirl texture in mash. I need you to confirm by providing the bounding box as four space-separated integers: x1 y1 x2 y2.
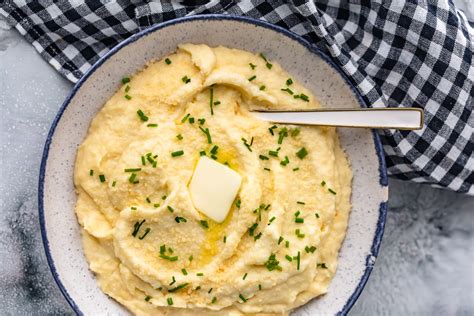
74 44 352 315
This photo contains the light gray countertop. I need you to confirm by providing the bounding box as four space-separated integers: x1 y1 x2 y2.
1 20 473 315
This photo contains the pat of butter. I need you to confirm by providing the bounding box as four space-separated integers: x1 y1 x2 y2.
189 156 242 223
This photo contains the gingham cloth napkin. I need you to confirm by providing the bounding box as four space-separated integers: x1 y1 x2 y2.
1 0 473 194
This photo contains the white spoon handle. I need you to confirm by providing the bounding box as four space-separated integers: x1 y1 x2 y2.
251 108 423 130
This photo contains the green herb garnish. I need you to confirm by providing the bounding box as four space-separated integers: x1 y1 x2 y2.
294 93 309 102
280 156 289 166
165 58 172 65
259 85 266 91
175 216 187 223
122 77 130 84
125 94 132 100
145 295 151 302
200 220 209 229
124 168 141 172
147 123 158 127
264 253 282 271
171 150 184 157
259 53 272 69
278 127 288 144
128 173 138 184
211 297 217 304
317 263 328 269
181 113 190 123
99 174 106 183
296 147 308 159
199 126 212 144
139 228 151 240
182 75 191 84
236 199 241 208
239 293 247 303
168 283 189 293
176 134 183 140
285 255 293 262
286 78 293 85
159 254 178 261
209 87 214 115
89 169 94 176
281 87 294 95
259 155 269 160
198 118 206 125
137 109 149 122
167 297 173 305
241 137 254 152
305 245 317 253
249 63 256 70
132 220 145 237
328 188 337 195
243 273 248 280
248 75 256 82
167 206 174 213
268 125 277 136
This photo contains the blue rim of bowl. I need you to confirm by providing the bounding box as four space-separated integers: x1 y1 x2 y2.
38 14 388 316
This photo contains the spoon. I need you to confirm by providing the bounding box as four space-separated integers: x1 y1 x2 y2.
251 108 423 130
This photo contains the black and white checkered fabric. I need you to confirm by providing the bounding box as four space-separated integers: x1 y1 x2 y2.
1 0 473 194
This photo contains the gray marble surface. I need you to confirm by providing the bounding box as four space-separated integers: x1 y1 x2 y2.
1 20 473 316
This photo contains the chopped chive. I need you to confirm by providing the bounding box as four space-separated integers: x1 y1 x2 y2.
259 85 266 91
293 167 300 171
165 58 172 65
170 276 176 286
147 123 158 127
290 128 300 137
317 263 328 269
285 240 290 248
181 113 190 123
258 284 262 290
285 255 293 262
125 85 130 93
145 295 151 302
132 219 145 237
264 167 271 171
264 253 282 271
268 150 279 157
198 118 206 125
199 126 212 144
295 229 305 239
199 220 209 229
128 173 137 183
223 235 227 243
248 75 256 82
280 156 289 166
99 174 106 183
236 199 241 208
162 195 167 200
294 211 301 217
315 213 320 218
248 223 258 236
171 150 184 157
131 207 137 210
168 282 189 293
254 232 262 241
124 168 141 172
146 155 155 164
122 77 130 84
197 272 204 276
189 255 193 261
141 156 146 165
278 236 284 245
239 294 247 303
259 53 272 69
268 125 277 136
154 203 160 208
305 246 317 253
243 273 248 280
152 160 157 168
175 216 187 223
139 228 151 240
296 147 308 159
294 93 309 102
125 94 132 100
89 169 94 176
278 127 288 144
210 145 219 155
249 63 256 70
159 254 178 261
296 251 301 270
297 201 305 205
146 197 151 203
268 216 276 225
137 109 149 122
195 286 201 291
213 101 221 106
211 297 217 304
167 297 173 306
182 75 191 84
160 244 166 254
189 117 195 124
241 137 254 152
281 87 294 95
286 78 293 86
208 288 213 294
295 218 304 223
266 62 273 69
199 150 206 156
167 206 174 213
112 181 117 187
259 155 269 160
209 87 214 115
328 188 337 195
176 134 183 140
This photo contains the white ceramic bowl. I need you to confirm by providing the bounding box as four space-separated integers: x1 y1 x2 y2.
39 15 388 315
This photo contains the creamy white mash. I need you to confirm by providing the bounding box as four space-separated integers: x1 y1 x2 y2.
74 44 352 315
